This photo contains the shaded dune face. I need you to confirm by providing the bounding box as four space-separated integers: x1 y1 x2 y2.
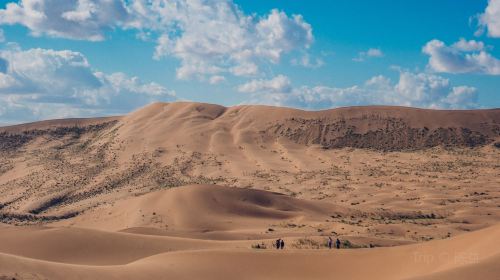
53 184 346 235
266 116 497 150
179 187 299 220
168 185 330 218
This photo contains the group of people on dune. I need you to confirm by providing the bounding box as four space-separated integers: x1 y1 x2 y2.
273 237 341 250
328 237 341 249
275 238 285 249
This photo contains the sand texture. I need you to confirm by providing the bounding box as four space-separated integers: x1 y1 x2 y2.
0 102 499 279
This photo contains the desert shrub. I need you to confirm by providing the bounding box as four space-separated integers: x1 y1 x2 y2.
342 240 353 248
251 243 267 249
292 238 325 249
341 239 366 249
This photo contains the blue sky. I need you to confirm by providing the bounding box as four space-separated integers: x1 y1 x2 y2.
0 0 499 124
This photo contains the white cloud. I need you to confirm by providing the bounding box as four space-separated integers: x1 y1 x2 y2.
242 71 478 110
423 39 500 75
238 75 292 94
230 63 259 77
0 29 4 42
0 0 314 82
452 38 485 51
353 48 384 62
367 48 384 57
254 10 313 63
444 86 478 108
143 4 313 80
0 47 175 123
477 0 500 37
291 54 324 68
209 75 225 85
0 0 129 41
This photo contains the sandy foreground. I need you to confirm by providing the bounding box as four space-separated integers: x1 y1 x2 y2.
0 102 499 279
0 185 499 280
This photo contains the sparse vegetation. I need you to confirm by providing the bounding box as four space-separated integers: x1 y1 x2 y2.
0 105 498 246
292 238 325 249
251 243 267 249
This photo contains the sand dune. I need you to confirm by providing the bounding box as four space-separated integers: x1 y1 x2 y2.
53 184 350 238
0 186 500 279
0 102 499 279
0 102 496 245
116 102 499 156
0 225 228 265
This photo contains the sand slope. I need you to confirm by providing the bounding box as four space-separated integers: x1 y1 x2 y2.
0 185 499 279
53 184 350 239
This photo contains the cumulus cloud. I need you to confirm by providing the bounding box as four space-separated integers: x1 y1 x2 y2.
238 75 292 94
144 4 313 80
241 72 478 110
423 39 500 75
0 0 129 41
0 47 175 123
0 0 314 81
254 10 313 62
451 38 485 51
353 48 384 62
477 0 500 37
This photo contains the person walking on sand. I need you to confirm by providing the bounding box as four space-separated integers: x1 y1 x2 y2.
328 237 333 249
280 239 285 249
336 238 341 249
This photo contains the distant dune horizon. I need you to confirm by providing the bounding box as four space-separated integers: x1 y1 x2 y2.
2 101 500 128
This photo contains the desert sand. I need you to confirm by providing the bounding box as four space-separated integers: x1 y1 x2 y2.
0 102 499 279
